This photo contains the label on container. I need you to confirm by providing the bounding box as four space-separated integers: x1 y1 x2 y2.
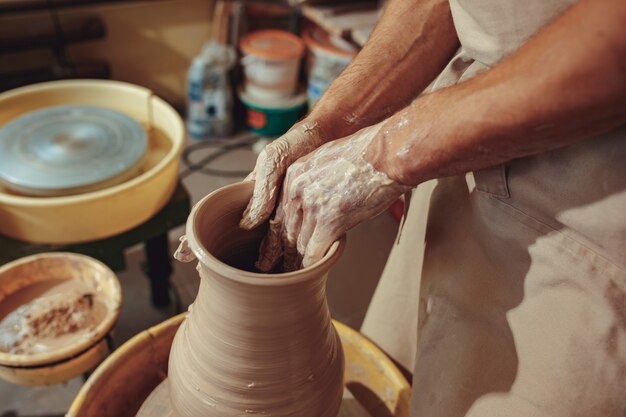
307 82 324 104
203 90 227 119
307 55 351 108
187 89 231 139
243 57 298 95
189 80 203 101
247 109 267 129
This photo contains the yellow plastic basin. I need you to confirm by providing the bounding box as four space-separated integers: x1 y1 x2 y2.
0 80 185 244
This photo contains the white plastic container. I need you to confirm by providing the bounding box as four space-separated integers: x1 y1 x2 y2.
240 30 305 100
303 26 358 109
186 42 236 139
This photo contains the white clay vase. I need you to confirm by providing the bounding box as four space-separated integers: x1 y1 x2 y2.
169 182 346 417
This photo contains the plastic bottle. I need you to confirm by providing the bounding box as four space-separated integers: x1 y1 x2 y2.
186 42 236 139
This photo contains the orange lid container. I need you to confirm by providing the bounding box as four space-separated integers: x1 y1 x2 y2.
240 30 305 60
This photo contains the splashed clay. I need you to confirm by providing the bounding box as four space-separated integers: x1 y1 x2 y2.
169 181 346 417
0 279 105 355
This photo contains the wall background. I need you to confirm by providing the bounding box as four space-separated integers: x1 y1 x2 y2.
0 0 214 106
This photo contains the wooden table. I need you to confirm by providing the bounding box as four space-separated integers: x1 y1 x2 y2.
0 182 191 308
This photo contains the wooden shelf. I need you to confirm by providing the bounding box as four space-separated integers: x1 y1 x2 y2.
0 61 110 92
301 1 379 45
0 0 165 14
0 16 106 53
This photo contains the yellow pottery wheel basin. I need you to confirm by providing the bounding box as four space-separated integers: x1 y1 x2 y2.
0 252 122 385
68 316 411 417
0 80 185 244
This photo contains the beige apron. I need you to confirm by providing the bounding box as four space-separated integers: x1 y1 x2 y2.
361 1 626 416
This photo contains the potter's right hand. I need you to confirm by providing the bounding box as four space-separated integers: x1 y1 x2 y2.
240 120 327 230
254 124 412 272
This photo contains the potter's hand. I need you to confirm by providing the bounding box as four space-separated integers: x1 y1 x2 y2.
256 124 412 272
240 121 326 230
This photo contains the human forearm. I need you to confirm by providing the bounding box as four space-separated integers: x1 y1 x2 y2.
241 0 458 228
366 0 626 185
308 0 459 140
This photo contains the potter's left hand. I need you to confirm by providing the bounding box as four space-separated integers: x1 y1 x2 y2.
256 124 412 272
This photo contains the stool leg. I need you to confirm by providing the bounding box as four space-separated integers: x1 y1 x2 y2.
145 233 173 307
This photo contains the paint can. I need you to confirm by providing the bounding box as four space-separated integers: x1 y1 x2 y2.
240 30 305 100
303 26 357 109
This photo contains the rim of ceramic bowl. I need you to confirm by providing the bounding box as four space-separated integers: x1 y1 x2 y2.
0 337 110 387
186 181 346 286
0 79 184 207
0 252 123 367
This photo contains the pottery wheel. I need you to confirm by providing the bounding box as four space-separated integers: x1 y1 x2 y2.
0 105 147 196
136 379 372 417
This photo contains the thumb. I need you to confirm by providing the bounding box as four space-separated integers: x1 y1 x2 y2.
302 228 337 268
243 169 255 182
240 149 283 230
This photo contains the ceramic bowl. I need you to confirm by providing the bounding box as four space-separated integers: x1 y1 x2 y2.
0 252 122 385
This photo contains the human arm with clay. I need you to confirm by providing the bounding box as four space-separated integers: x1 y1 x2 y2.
246 0 626 272
240 0 460 233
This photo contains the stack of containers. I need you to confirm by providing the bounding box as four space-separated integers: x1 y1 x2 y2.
238 30 307 137
303 25 358 110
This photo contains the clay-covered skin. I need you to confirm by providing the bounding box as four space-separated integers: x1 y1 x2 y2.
242 0 626 274
240 122 326 231
169 183 345 417
364 0 626 186
239 0 458 270
255 124 411 272
239 0 457 232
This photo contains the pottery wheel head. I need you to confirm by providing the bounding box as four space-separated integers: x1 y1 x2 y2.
0 105 147 196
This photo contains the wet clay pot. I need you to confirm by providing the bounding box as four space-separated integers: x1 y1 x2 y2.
169 182 346 417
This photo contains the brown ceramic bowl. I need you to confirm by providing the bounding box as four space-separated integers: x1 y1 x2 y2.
0 252 122 385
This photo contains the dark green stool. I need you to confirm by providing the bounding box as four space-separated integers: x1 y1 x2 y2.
0 182 191 308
